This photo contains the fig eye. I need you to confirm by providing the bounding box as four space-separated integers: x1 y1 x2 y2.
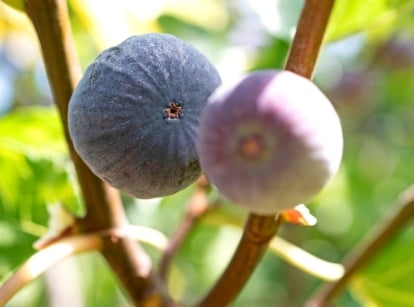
238 134 266 160
197 70 343 214
165 102 182 120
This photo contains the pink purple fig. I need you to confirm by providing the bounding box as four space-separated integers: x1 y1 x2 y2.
68 33 221 199
197 70 343 214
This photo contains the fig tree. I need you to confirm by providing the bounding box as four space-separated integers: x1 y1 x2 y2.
197 70 343 215
68 33 221 199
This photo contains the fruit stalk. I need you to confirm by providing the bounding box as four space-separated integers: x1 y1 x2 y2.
197 1 336 306
24 0 170 305
285 0 335 78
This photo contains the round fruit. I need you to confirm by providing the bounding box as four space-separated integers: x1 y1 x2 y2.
68 33 221 199
197 70 343 215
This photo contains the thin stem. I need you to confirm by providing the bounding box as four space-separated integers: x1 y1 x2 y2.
269 236 344 282
202 208 344 282
285 0 336 79
306 185 414 307
0 235 102 306
158 176 210 281
24 1 170 305
197 214 282 307
197 1 336 305
126 225 169 251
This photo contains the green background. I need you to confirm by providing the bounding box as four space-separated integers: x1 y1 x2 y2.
1 0 414 306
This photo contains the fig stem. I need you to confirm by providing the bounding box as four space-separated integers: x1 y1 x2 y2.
305 185 414 307
285 0 336 79
24 1 171 306
0 234 102 306
158 176 210 282
197 1 336 305
197 214 282 307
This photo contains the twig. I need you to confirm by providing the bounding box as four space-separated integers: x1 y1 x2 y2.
285 0 336 78
305 185 414 307
198 214 282 307
158 176 210 281
269 236 344 282
0 235 102 306
202 207 344 282
196 1 336 306
126 225 169 251
24 1 171 305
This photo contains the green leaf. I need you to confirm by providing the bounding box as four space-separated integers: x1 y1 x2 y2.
1 0 25 12
0 106 67 156
326 0 414 41
0 106 80 227
350 224 414 306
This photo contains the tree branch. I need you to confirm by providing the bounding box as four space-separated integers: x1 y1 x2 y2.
201 205 344 282
24 0 124 231
197 214 282 307
24 0 171 305
196 1 336 306
285 0 336 78
158 176 210 282
306 185 414 307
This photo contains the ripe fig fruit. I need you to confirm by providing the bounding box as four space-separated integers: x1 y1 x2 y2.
68 33 221 198
197 70 343 215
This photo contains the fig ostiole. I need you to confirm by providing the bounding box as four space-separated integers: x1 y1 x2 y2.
68 33 221 199
197 70 343 215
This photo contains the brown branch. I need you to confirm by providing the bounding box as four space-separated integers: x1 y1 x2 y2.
24 0 124 230
196 1 336 306
285 0 336 79
198 214 282 307
306 185 414 307
24 0 170 305
158 175 210 281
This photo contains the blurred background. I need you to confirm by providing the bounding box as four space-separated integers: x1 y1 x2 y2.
1 0 414 306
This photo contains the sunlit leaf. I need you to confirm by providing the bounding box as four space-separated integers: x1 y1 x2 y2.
163 0 228 32
326 0 414 41
1 0 24 13
351 224 414 306
0 106 66 154
0 106 80 224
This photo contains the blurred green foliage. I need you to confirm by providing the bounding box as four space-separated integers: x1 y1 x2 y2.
1 0 414 306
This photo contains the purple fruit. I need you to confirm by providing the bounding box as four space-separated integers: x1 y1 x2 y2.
197 70 343 214
68 33 221 199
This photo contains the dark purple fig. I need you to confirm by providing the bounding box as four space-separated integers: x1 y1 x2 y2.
197 70 343 214
68 33 221 199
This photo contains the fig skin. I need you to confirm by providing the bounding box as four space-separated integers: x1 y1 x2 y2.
68 33 221 199
197 70 343 215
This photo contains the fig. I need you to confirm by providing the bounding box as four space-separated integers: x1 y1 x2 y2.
68 33 221 198
197 70 343 214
